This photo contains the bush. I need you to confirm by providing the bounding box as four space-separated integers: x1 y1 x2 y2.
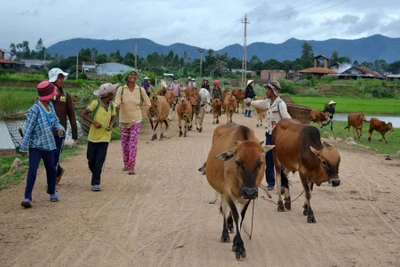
371 87 396 98
320 75 337 84
297 79 312 86
278 79 296 95
299 88 320 96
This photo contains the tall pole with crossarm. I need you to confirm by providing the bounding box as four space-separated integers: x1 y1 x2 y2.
198 48 204 77
241 14 249 88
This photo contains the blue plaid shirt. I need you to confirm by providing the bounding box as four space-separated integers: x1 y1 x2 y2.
20 101 65 152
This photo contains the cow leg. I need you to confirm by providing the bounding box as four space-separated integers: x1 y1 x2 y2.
368 129 373 142
159 122 164 140
227 213 234 233
227 198 246 259
359 127 363 139
281 167 291 210
220 197 230 243
239 200 251 227
184 119 188 137
301 176 316 223
178 120 183 137
381 133 388 144
168 107 173 121
274 160 285 212
353 127 357 139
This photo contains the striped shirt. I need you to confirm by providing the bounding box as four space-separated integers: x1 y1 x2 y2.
20 101 65 152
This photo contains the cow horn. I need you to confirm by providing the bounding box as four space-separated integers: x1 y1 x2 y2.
235 141 242 146
259 141 265 146
263 145 275 153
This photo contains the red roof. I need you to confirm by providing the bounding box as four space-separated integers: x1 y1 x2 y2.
0 59 23 64
298 67 337 74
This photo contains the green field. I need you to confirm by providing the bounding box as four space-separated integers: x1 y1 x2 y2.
291 96 400 115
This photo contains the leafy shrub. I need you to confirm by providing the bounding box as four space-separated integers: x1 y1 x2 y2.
278 79 296 95
297 79 312 86
320 75 337 84
299 88 320 96
371 87 396 98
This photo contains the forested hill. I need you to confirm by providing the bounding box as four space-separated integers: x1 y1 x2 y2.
47 34 400 63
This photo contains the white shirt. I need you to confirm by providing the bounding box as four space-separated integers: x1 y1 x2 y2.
251 96 291 134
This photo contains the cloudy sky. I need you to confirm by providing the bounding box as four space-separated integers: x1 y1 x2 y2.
1 0 400 52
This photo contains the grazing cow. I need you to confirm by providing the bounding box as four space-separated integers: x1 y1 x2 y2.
147 96 170 141
176 99 193 137
344 113 366 140
211 98 222 124
223 94 237 124
368 117 394 144
232 88 245 113
205 123 274 259
272 118 341 223
254 96 266 127
164 91 177 121
308 109 331 127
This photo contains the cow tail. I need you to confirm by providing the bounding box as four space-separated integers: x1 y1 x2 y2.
280 166 289 189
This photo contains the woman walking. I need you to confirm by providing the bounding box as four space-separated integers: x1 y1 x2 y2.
115 69 150 175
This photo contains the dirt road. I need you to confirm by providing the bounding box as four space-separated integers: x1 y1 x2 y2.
1 110 399 267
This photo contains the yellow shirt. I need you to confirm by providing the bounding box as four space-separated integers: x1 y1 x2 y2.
114 84 150 124
87 100 116 143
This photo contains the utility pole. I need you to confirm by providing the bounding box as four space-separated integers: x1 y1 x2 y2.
198 48 204 77
134 40 138 70
241 14 249 88
76 52 79 80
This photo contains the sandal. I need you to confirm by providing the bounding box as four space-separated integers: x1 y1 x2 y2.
267 186 274 191
50 194 59 202
122 167 129 171
128 169 136 175
92 185 101 191
21 199 32 208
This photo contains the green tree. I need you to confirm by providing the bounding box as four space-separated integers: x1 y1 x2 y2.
300 42 314 69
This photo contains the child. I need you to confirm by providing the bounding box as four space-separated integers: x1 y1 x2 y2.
80 83 117 191
20 81 65 208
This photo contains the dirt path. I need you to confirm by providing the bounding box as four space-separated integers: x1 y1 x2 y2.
1 110 399 267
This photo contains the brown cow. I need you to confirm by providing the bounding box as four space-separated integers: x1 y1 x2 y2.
211 98 222 124
368 117 394 144
205 123 274 259
176 99 193 137
195 105 206 133
164 91 177 121
254 96 266 127
223 94 237 124
232 88 245 113
272 118 341 223
344 113 366 140
308 109 331 127
147 96 170 141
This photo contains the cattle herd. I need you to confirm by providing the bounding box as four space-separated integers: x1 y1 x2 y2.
149 86 395 260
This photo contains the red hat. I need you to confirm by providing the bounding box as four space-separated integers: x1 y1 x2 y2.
37 81 58 101
213 80 220 86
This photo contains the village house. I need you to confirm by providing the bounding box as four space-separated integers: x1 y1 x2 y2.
0 49 23 69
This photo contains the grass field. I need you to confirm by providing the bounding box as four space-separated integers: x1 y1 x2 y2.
291 96 400 115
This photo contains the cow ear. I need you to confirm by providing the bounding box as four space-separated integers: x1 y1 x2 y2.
216 150 236 161
263 145 275 153
310 146 321 157
259 141 265 146
323 141 331 147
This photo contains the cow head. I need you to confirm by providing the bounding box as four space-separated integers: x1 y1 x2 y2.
227 96 237 114
148 96 159 119
216 141 275 199
387 122 394 132
310 142 341 187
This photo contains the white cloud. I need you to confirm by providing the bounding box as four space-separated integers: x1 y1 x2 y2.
1 0 400 52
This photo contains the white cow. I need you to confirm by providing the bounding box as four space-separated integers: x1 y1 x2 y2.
199 88 211 111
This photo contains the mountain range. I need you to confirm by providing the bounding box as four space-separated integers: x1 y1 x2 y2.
47 34 400 64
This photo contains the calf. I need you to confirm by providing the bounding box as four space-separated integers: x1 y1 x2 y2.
308 109 330 127
254 96 266 127
344 113 366 140
211 98 222 124
368 117 394 144
147 96 170 141
176 99 193 137
205 123 274 259
273 118 341 223
164 91 176 121
231 88 245 113
223 94 237 124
